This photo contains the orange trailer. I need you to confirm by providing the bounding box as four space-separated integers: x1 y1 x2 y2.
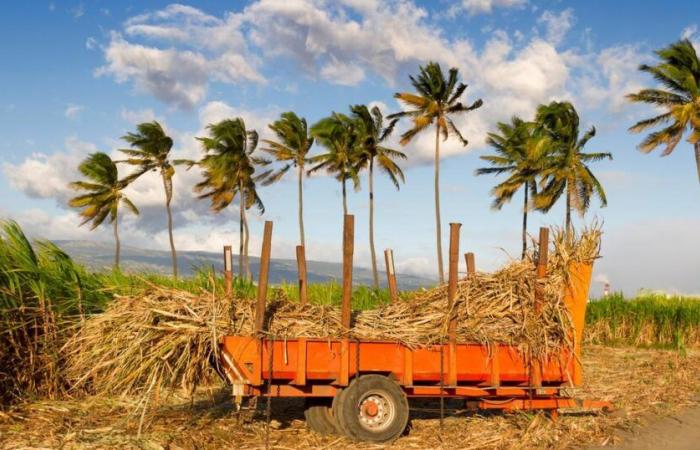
217 219 611 443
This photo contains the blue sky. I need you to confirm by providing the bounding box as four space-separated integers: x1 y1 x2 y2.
0 0 698 296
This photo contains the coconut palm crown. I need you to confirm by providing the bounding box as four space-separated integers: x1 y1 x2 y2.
309 112 361 216
260 112 314 247
194 118 271 279
68 152 138 270
627 39 700 184
351 104 406 287
119 121 179 277
476 116 550 258
388 61 483 283
533 101 612 232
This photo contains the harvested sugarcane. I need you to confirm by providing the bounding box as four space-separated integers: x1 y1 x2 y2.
64 226 601 398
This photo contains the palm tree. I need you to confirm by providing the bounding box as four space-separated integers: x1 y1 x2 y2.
533 101 612 233
351 104 406 288
193 118 270 279
389 62 483 283
476 117 550 259
260 112 314 247
68 152 138 270
309 113 361 216
118 121 179 277
627 39 700 185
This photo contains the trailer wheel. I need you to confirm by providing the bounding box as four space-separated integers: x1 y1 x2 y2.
304 398 338 435
333 375 409 443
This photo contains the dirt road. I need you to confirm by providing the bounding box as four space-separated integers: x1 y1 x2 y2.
597 403 700 449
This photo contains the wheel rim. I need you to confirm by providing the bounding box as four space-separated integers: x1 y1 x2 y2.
356 389 395 432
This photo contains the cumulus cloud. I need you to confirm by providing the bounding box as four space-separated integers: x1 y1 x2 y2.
96 4 264 109
120 107 159 124
244 0 459 86
5 101 278 236
461 0 526 16
2 136 97 204
64 103 85 119
537 9 574 46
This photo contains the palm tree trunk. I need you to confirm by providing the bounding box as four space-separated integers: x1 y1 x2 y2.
434 124 445 284
163 175 177 278
565 186 572 237
113 211 120 271
695 142 700 185
342 177 348 216
369 158 379 288
522 182 528 260
238 187 244 279
243 203 250 281
298 164 305 247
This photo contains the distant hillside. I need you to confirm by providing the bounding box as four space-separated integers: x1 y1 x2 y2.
54 240 436 290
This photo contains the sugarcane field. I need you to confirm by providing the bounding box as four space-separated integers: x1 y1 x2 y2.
2 2 700 449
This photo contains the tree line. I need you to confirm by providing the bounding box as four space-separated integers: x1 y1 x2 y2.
68 39 700 285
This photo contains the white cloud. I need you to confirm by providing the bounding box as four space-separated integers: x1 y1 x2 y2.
64 103 84 119
85 37 97 50
537 9 574 46
244 0 459 86
2 136 96 203
120 107 158 124
97 5 264 109
593 219 700 296
320 58 366 85
71 3 85 19
461 0 526 16
681 24 700 50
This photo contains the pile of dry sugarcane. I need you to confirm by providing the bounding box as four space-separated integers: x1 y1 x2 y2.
65 226 601 397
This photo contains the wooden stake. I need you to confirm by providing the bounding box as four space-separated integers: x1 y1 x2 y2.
296 245 308 306
465 252 475 277
537 227 549 279
447 223 461 386
341 215 354 329
384 249 399 302
255 221 273 334
223 245 233 296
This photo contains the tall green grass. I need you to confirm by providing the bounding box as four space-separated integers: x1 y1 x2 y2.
0 221 108 403
585 293 700 349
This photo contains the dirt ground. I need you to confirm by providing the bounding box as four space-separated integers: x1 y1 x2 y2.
1 345 699 450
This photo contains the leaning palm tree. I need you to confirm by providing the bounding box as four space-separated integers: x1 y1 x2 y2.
68 152 138 270
627 39 700 185
309 113 361 216
119 121 179 277
193 118 270 280
260 112 314 247
389 62 483 283
533 101 612 233
351 104 406 288
476 117 550 259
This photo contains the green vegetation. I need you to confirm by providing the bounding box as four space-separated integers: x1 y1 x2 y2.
390 62 483 283
586 293 700 350
68 152 139 270
627 38 700 184
119 121 179 278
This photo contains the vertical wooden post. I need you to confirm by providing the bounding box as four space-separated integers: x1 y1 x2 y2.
537 227 549 280
531 226 549 388
341 215 354 329
447 223 461 386
384 249 399 302
464 252 475 277
223 245 233 296
255 221 273 334
296 245 308 306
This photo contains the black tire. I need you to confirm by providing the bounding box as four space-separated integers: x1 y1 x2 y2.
332 375 409 443
304 398 338 435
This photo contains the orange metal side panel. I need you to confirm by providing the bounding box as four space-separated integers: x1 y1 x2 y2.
221 336 575 390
